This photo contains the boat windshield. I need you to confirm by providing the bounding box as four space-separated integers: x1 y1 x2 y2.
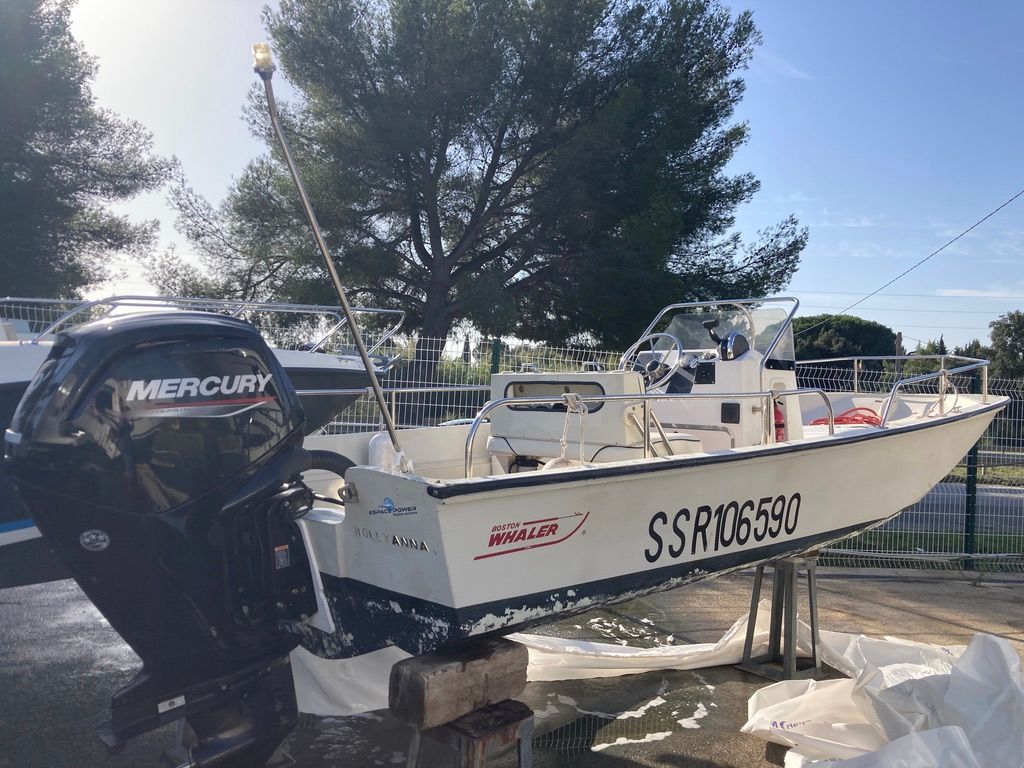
649 301 796 366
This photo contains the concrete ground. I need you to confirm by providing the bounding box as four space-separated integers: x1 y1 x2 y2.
1 568 1021 768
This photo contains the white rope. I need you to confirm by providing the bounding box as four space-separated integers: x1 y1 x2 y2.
545 393 588 470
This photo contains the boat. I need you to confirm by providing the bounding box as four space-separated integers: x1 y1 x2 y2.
1 44 1007 767
0 294 403 588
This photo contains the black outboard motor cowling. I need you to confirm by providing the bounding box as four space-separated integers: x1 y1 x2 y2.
5 312 324 766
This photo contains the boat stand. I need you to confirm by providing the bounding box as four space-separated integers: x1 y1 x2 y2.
737 555 824 681
389 638 534 768
405 699 534 768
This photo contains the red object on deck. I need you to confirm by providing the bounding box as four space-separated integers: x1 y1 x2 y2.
774 402 787 442
810 406 882 427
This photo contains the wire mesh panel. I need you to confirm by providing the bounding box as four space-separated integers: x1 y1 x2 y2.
0 298 91 336
798 362 1024 572
497 342 622 375
324 334 491 432
323 335 620 433
311 339 1024 571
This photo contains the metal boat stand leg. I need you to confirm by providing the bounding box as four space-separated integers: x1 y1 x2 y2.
737 555 824 681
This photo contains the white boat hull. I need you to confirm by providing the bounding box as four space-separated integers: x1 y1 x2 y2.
298 400 1002 658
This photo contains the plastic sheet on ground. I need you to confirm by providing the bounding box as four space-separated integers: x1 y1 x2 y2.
509 602 792 680
742 630 1024 767
291 602 789 714
783 728 982 768
291 603 1024 768
291 645 411 715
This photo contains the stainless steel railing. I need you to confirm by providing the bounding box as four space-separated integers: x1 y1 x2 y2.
463 387 835 478
796 355 991 422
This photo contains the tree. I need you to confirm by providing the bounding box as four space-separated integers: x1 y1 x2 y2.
793 314 898 362
155 0 805 348
950 337 991 360
0 0 171 298
901 337 949 376
988 311 1024 379
954 338 993 361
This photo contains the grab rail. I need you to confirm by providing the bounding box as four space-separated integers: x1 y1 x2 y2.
463 387 835 478
877 361 990 426
794 354 987 409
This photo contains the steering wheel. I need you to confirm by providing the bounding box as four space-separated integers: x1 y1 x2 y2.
618 332 694 390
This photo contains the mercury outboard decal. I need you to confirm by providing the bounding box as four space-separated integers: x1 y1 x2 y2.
126 373 277 418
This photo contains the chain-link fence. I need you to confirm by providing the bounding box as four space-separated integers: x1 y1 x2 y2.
0 295 404 354
10 300 1015 572
324 333 620 432
796 362 1024 572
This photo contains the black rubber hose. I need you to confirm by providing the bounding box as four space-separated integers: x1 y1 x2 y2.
307 449 356 479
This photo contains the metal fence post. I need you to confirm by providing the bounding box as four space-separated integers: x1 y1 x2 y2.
964 371 980 571
490 339 502 374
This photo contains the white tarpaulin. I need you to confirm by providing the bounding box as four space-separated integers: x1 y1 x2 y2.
292 645 411 715
742 630 1024 767
509 603 789 680
291 604 1024 767
291 603 792 714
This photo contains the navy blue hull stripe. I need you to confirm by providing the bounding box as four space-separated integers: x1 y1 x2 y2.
299 519 881 659
427 402 1004 499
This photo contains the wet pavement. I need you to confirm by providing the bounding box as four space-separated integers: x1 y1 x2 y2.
1 569 1022 768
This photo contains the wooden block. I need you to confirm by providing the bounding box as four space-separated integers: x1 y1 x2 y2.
389 639 529 729
432 699 534 744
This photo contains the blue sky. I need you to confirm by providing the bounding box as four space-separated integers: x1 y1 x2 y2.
726 1 1024 348
71 0 1023 348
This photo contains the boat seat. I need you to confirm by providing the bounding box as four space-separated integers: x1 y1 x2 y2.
485 369 708 464
0 322 17 341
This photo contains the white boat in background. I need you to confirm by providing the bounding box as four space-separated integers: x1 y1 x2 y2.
0 294 403 588
0 295 404 435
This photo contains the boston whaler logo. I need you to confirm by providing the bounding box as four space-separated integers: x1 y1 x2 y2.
125 373 276 418
473 511 590 560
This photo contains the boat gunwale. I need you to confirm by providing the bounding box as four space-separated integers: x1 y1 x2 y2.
425 397 1006 499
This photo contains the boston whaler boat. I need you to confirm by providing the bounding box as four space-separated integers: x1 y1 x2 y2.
0 295 403 588
2 45 1008 767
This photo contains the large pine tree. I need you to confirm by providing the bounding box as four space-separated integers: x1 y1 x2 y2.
0 0 171 297
158 0 805 346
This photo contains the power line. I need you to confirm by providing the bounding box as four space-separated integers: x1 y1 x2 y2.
795 186 1024 337
883 324 990 331
796 290 1024 300
803 304 1000 315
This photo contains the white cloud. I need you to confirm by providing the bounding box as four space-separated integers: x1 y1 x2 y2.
752 49 814 81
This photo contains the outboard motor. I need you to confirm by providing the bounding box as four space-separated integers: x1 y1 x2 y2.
4 312 345 767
